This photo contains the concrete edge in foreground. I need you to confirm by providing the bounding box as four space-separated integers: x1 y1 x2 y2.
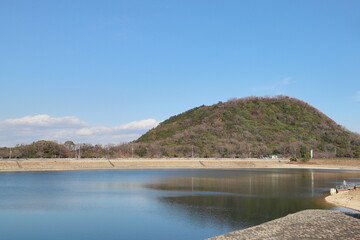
207 209 360 240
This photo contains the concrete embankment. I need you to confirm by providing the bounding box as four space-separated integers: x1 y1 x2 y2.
0 158 286 172
208 209 360 240
0 158 360 172
326 189 360 212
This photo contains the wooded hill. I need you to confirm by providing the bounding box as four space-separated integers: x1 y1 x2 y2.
1 96 359 159
135 96 360 158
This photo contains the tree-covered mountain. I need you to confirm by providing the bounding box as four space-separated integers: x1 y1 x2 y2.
135 96 360 158
1 96 359 159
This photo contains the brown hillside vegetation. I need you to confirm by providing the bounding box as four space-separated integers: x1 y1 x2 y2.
135 96 360 158
1 96 359 159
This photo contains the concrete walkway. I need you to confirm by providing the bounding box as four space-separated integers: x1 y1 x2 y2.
208 210 360 240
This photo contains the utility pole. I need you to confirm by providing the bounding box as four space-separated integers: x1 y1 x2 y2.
192 145 194 158
9 148 12 159
131 143 134 159
77 145 81 159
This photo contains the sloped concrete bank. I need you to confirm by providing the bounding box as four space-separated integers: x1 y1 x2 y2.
0 158 285 172
208 210 360 240
0 158 360 172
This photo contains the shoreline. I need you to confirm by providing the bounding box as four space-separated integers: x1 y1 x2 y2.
325 189 360 212
0 158 359 172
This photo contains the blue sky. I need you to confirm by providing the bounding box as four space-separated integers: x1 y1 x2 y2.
1 0 359 146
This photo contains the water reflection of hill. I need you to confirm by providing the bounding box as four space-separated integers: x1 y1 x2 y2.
144 169 360 229
146 169 360 197
159 194 327 229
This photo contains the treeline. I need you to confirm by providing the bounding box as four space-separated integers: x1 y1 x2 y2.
0 141 133 159
1 139 360 159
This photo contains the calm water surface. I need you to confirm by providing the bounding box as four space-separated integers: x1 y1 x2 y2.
0 168 359 240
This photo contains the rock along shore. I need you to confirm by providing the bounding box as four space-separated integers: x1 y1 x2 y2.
207 209 360 240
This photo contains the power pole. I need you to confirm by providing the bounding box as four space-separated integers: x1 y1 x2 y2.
77 145 81 159
9 148 12 159
131 143 134 159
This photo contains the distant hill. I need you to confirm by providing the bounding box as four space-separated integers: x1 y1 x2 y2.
135 96 360 158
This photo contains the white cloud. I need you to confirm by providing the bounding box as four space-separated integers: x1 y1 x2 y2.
0 115 160 147
1 114 87 128
280 77 295 86
115 119 159 130
356 91 360 102
253 77 295 93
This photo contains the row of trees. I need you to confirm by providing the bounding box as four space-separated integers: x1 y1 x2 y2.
1 140 359 159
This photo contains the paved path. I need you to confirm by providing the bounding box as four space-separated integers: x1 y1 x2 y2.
208 210 360 240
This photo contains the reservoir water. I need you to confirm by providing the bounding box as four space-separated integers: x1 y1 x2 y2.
0 168 359 239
